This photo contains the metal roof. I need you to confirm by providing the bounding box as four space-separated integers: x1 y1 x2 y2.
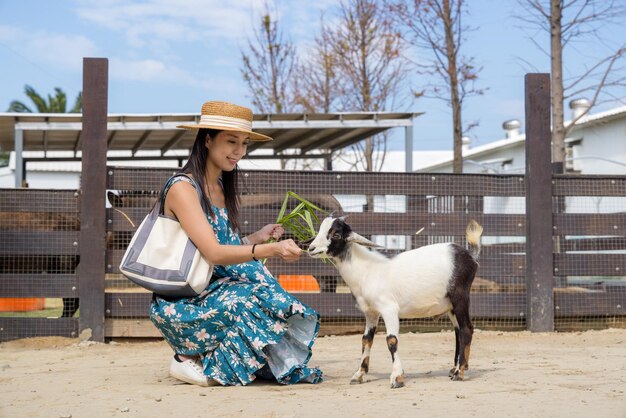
0 111 420 157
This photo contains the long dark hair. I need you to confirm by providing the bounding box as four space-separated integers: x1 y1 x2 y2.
179 128 241 233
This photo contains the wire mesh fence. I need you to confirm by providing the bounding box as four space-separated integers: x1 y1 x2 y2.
0 188 79 341
553 176 626 330
1 169 624 341
104 168 531 336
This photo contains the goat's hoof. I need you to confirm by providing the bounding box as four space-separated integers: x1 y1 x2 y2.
349 379 363 385
450 371 464 381
390 380 405 389
390 375 405 389
448 367 456 378
350 374 364 385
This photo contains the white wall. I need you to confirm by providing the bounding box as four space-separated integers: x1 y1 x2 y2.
572 120 626 174
422 110 626 175
14 171 79 189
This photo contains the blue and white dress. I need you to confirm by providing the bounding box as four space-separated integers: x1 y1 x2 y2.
150 177 323 386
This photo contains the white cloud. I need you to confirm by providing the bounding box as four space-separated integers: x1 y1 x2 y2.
1 22 218 88
71 0 265 48
107 56 242 94
0 25 21 42
30 34 100 72
0 25 99 73
109 57 190 82
279 0 342 40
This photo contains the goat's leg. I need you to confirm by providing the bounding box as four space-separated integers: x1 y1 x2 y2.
61 298 79 317
350 311 379 384
380 311 404 389
447 312 460 377
449 306 473 381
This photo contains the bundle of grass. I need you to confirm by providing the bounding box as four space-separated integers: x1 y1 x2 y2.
273 191 327 247
271 192 330 292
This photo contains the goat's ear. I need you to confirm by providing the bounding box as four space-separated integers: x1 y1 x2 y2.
347 232 383 248
107 191 123 207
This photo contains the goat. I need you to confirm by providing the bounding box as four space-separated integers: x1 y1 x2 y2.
307 217 483 388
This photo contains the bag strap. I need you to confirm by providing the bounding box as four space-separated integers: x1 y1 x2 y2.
158 173 208 216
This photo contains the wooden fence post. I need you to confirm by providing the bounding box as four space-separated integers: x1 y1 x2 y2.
524 73 555 332
79 58 108 342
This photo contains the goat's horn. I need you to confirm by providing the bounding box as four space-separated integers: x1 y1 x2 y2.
347 232 382 248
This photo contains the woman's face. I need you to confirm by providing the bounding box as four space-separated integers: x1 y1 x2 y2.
205 130 249 171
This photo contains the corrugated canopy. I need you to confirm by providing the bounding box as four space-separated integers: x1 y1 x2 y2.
0 111 420 158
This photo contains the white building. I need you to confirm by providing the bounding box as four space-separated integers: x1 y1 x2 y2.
417 100 626 175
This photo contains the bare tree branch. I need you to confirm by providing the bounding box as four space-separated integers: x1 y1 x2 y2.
516 0 626 166
390 0 485 173
327 0 409 172
240 3 297 114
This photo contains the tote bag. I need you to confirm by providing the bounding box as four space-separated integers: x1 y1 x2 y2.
119 174 214 298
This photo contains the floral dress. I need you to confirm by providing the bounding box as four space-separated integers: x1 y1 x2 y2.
150 176 323 386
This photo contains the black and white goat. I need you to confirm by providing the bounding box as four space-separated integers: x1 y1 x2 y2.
307 217 483 388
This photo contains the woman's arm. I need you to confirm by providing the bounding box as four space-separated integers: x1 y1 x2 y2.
166 181 301 265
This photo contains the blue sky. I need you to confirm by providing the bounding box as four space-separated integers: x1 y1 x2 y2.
1 0 625 151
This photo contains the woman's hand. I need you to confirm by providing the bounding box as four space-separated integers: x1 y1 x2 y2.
274 239 302 262
255 223 285 243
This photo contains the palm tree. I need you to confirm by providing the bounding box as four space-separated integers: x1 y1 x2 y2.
7 85 82 113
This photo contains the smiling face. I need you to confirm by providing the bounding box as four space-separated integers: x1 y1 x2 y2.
206 130 250 172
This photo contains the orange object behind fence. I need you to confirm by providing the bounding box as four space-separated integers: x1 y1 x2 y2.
277 275 320 293
0 298 46 312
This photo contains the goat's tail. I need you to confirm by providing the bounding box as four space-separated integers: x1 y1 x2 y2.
466 220 483 260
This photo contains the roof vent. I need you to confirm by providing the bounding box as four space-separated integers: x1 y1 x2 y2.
502 119 520 139
569 98 591 120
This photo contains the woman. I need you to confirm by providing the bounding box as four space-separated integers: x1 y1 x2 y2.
150 101 323 386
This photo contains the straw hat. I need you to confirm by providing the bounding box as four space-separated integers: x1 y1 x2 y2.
177 101 272 141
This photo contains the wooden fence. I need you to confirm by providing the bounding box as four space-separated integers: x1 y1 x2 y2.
1 169 625 341
0 65 624 342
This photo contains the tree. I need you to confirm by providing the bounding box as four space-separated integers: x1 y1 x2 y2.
293 16 340 114
285 16 342 171
241 4 297 114
7 85 82 113
390 0 484 173
329 0 408 172
517 0 626 168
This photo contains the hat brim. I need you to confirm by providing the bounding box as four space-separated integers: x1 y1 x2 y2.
176 124 272 141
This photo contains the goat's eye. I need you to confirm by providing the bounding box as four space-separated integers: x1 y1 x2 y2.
332 232 342 240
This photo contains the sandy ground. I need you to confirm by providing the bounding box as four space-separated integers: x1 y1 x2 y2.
1 328 625 418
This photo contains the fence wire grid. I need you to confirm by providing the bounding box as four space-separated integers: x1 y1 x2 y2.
105 168 530 336
552 177 626 330
1 168 624 341
0 189 79 341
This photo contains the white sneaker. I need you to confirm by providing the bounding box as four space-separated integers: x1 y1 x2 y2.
169 354 210 387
